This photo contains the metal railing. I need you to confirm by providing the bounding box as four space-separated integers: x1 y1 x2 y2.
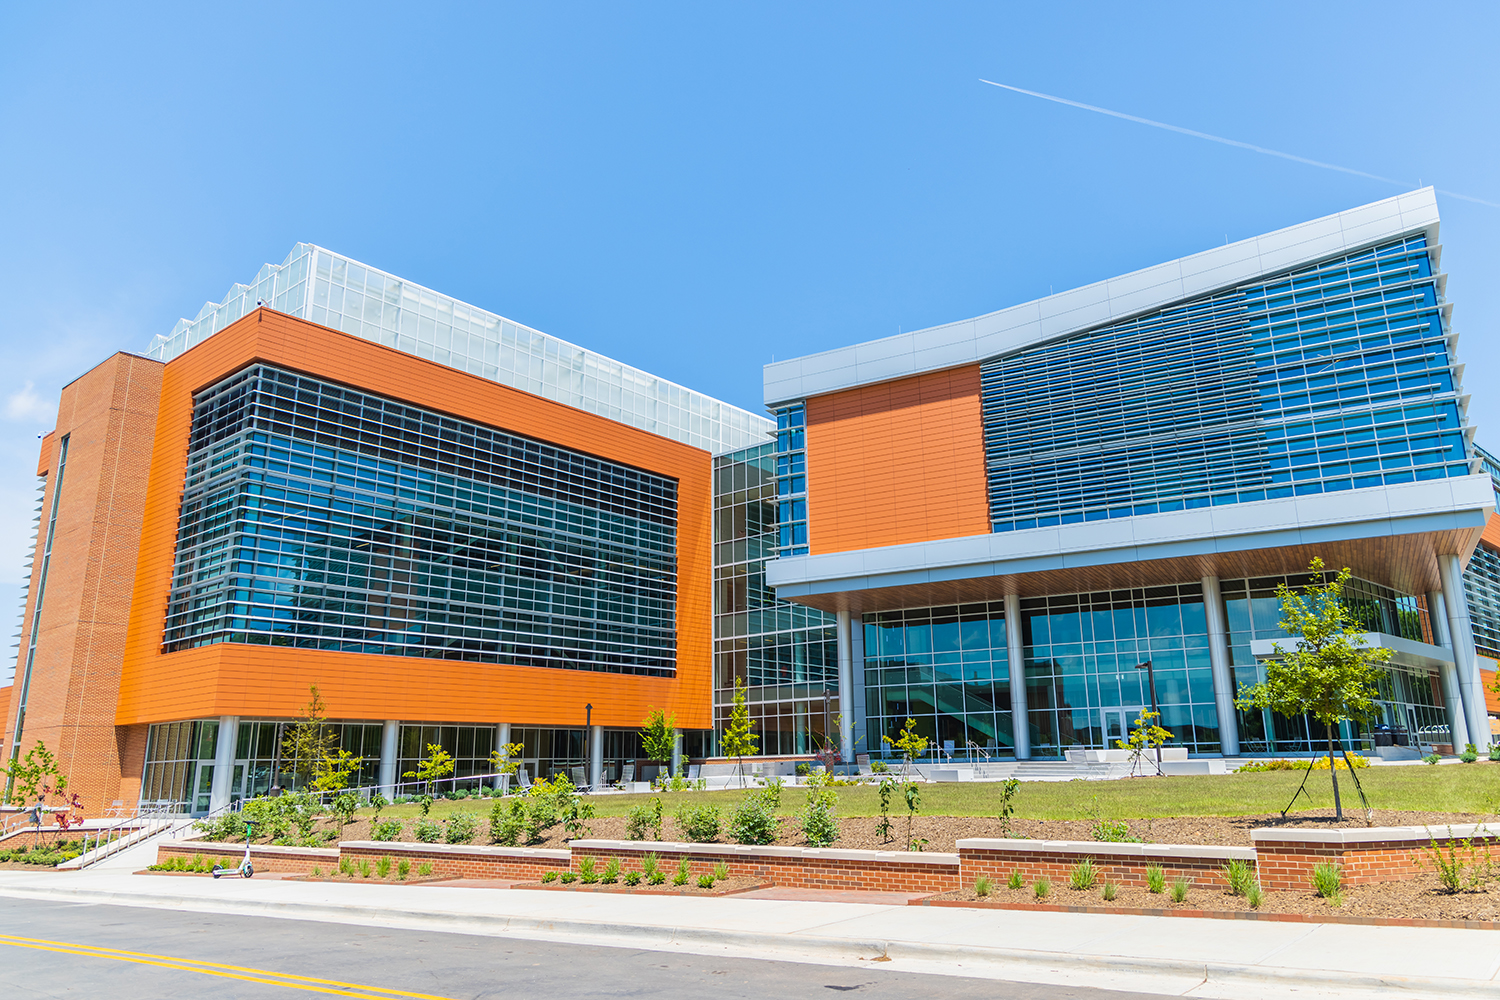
74 803 185 867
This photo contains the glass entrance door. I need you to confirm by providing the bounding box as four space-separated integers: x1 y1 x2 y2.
1102 708 1142 748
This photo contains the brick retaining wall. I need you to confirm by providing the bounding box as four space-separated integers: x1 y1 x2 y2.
155 841 336 873
569 840 960 893
1252 824 1500 890
338 841 570 880
958 838 1253 890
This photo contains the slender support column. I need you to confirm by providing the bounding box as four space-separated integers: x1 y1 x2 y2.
208 716 239 813
1005 593 1030 760
850 615 867 757
836 610 854 764
494 724 511 792
671 730 682 779
1201 576 1240 757
1439 554 1491 749
378 720 399 798
1427 591 1470 750
589 725 604 790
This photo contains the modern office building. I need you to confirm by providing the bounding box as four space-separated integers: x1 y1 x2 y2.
3 188 1498 816
765 187 1496 761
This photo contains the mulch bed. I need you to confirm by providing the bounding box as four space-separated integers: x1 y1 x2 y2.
250 809 1497 854
511 875 768 897
288 874 458 885
924 873 1500 925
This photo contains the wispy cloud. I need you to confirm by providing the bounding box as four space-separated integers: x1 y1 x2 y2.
5 382 55 422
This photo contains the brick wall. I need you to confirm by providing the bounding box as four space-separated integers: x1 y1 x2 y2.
338 841 570 880
569 840 960 893
8 354 163 817
958 839 1252 890
155 841 335 873
1252 825 1500 890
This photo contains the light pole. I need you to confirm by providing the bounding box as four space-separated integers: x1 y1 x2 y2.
1134 659 1162 768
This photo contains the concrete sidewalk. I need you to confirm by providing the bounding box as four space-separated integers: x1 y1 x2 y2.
0 869 1495 1000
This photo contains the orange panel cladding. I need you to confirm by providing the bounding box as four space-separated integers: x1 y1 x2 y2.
1482 513 1500 552
6 354 164 814
116 308 712 731
804 365 990 554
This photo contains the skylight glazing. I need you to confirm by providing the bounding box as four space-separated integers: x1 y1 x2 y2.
144 245 774 456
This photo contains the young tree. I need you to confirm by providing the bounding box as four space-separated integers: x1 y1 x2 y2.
1 740 65 805
640 707 677 775
404 743 456 796
312 746 364 794
281 684 337 789
721 676 759 786
1236 558 1391 820
882 717 929 778
488 741 525 793
1117 710 1174 777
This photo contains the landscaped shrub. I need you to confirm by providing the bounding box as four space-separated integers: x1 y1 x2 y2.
559 870 577 884
1069 858 1098 890
974 876 992 897
445 812 479 844
357 859 371 878
338 857 353 876
1461 743 1479 764
1423 753 1442 764
1007 869 1023 890
1420 830 1494 893
727 792 778 845
870 759 889 774
1102 881 1118 901
602 858 620 884
697 874 714 888
1490 745 1500 762
1236 756 1370 773
1169 877 1190 903
540 870 559 883
1145 865 1165 894
418 861 433 877
397 859 410 880
578 857 598 884
1311 862 1342 899
795 763 811 777
414 818 442 843
672 857 691 886
624 871 642 886
642 852 663 885
676 804 722 843
490 799 526 846
712 862 729 880
194 810 247 843
376 856 392 879
1223 859 1254 897
1245 882 1263 908
372 818 403 842
625 798 664 841
1032 878 1050 900
799 786 839 848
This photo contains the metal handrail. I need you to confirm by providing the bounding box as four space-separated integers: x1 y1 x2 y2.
76 803 184 866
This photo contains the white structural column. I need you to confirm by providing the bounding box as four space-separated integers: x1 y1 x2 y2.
1005 593 1030 760
1438 554 1491 748
589 724 604 789
378 720 400 798
207 715 239 813
494 723 511 791
850 615 867 757
1427 591 1470 750
836 610 855 763
1201 576 1240 756
671 730 682 778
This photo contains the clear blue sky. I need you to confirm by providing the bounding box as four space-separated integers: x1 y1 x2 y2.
1 3 1497 659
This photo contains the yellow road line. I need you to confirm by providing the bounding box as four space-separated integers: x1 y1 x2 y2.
0 934 456 1000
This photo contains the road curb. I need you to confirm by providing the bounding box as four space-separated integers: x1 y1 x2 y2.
0 881 1491 999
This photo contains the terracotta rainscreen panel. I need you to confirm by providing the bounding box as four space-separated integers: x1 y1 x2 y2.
804 365 989 555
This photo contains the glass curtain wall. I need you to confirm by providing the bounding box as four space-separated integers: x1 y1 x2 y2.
712 443 837 756
1225 574 1443 752
863 603 1011 756
980 235 1467 531
141 720 218 812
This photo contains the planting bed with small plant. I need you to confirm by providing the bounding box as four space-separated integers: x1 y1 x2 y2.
515 854 766 896
0 837 83 868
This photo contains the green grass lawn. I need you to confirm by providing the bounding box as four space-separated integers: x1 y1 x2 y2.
370 764 1500 823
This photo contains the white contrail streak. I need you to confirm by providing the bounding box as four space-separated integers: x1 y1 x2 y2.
978 79 1499 209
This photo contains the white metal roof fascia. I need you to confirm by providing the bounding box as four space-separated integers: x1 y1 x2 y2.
765 473 1494 593
764 188 1442 407
1249 633 1454 671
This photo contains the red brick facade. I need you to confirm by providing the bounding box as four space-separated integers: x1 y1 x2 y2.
155 841 335 874
958 839 1250 891
337 841 570 880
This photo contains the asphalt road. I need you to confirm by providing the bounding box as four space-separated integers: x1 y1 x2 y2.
0 897 1174 1000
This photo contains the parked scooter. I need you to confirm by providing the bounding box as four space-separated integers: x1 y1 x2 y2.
211 820 255 879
